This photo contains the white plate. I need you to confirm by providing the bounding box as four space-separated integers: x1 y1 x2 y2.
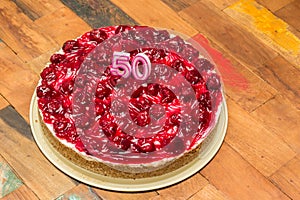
30 93 228 192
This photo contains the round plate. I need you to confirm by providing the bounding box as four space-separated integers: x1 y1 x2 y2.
30 92 228 192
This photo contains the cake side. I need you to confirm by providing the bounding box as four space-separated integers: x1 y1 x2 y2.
40 114 201 178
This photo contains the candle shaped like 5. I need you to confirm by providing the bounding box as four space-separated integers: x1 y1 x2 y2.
111 52 151 80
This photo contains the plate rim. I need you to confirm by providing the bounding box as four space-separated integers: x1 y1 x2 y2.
29 92 228 192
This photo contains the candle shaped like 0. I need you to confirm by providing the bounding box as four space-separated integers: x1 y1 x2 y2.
111 52 151 80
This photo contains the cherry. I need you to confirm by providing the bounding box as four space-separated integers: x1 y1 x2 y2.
60 78 74 95
62 40 78 53
89 29 107 43
50 54 66 63
195 58 214 71
207 73 221 91
134 110 151 127
161 88 176 104
115 25 132 34
185 69 201 85
139 142 155 153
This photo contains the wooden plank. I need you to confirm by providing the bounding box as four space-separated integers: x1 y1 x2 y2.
192 33 277 112
256 0 294 12
0 119 76 199
0 0 58 62
0 155 23 198
1 185 39 200
157 173 208 199
0 106 33 141
275 0 300 32
225 98 296 176
270 155 300 200
94 188 158 200
0 95 9 110
61 0 137 28
224 0 300 68
189 184 230 200
250 95 300 153
201 143 290 200
56 184 101 200
110 0 198 37
205 0 238 10
0 44 39 123
34 6 91 45
12 0 64 20
253 55 300 109
26 50 55 75
179 0 278 69
161 0 198 12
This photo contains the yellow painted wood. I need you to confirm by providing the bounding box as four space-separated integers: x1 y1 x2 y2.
224 0 300 67
226 98 297 176
0 119 76 199
110 0 198 36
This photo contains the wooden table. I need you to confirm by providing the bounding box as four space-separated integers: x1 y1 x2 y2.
0 0 299 199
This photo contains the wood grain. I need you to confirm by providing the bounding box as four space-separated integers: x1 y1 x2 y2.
253 55 300 109
0 1 58 62
34 6 91 45
0 95 9 110
94 188 158 200
189 184 231 200
224 0 300 67
61 0 137 28
1 185 39 200
0 0 299 199
250 95 300 154
12 0 64 20
256 0 294 12
270 155 300 200
205 0 238 9
0 155 23 198
157 173 208 199
201 143 290 200
0 119 76 199
111 0 198 36
226 98 296 176
275 0 300 32
179 0 278 69
0 43 38 122
56 184 101 200
192 33 277 112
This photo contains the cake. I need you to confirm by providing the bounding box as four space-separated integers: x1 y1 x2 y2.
36 25 223 178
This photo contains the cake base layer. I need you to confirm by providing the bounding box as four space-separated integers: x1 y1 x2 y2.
40 116 201 179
